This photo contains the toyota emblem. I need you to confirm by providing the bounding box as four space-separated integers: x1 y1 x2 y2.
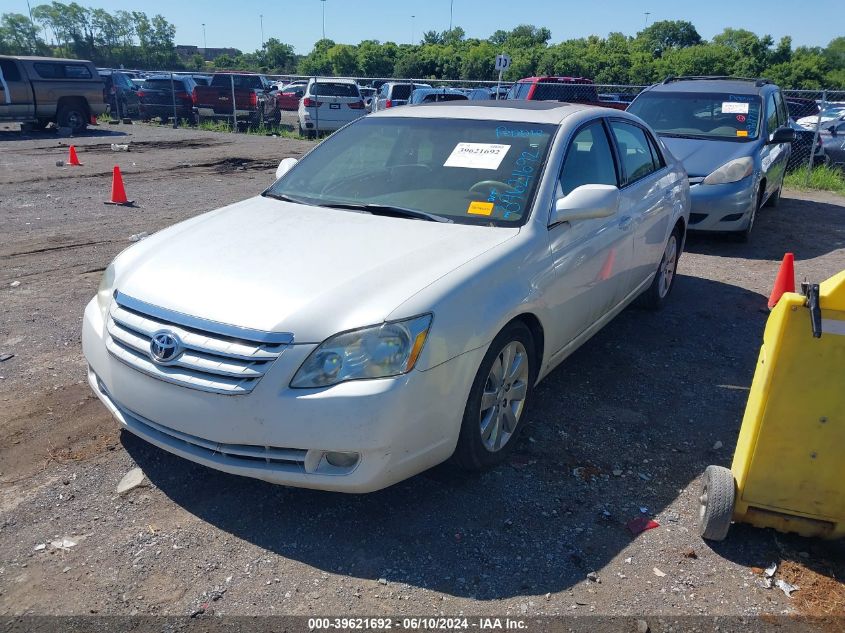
149 330 183 364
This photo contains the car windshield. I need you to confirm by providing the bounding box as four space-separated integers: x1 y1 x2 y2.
265 116 557 226
628 91 762 141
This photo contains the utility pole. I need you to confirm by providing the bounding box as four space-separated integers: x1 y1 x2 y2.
202 23 207 55
320 0 326 40
411 15 415 45
25 0 36 53
260 14 265 50
449 0 454 31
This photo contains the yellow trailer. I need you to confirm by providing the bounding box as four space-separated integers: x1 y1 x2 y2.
699 270 845 541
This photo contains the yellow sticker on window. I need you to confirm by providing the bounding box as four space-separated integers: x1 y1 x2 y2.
467 201 494 216
736 130 749 137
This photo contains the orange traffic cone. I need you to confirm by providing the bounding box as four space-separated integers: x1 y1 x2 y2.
67 145 82 166
104 165 134 206
767 252 795 309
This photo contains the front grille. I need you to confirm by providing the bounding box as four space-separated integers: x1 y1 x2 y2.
106 291 292 395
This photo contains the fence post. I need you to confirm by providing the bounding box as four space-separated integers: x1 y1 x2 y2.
170 72 178 129
230 73 237 133
805 89 827 187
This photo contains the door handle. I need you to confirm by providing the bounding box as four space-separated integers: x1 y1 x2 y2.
618 215 633 230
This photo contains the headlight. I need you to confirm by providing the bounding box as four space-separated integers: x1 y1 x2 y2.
702 157 754 185
290 314 432 388
97 262 115 317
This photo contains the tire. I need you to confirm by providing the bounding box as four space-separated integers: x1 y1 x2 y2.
698 465 735 541
637 225 682 310
453 321 536 470
57 102 88 133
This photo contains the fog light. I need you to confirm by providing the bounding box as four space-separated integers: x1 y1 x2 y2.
325 451 359 468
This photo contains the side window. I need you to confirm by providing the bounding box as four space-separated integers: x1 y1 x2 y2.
766 93 778 135
646 132 665 169
774 92 788 127
559 121 618 197
609 121 658 186
0 59 22 81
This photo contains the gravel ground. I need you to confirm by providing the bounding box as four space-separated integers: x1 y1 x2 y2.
1 121 844 620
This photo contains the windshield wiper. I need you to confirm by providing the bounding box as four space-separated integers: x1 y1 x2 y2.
318 202 453 223
658 132 708 139
263 192 311 205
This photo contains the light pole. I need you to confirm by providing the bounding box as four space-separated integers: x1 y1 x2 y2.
202 23 207 53
644 11 651 27
260 14 264 50
411 15 415 45
320 0 326 40
449 0 454 31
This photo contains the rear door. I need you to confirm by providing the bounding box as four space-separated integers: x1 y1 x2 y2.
0 58 34 120
388 83 413 107
608 119 672 297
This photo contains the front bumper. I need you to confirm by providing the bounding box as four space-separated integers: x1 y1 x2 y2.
687 176 757 233
82 298 483 492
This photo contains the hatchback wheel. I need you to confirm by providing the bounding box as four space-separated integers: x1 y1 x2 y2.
454 322 535 470
734 186 764 242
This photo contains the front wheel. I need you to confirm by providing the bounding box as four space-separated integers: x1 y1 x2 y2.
454 322 535 470
57 103 88 133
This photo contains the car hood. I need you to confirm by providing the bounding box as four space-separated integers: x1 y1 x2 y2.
115 196 518 343
659 136 755 178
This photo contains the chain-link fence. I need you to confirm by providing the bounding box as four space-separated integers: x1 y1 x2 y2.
782 90 845 182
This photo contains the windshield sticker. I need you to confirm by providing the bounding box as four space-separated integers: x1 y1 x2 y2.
444 143 511 170
722 102 749 114
736 114 746 123
496 126 547 139
467 201 494 216
736 130 749 137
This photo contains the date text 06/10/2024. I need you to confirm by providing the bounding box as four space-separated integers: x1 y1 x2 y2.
307 617 528 630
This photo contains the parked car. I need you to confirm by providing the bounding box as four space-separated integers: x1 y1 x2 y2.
820 117 845 169
359 86 376 108
409 87 468 105
98 69 141 118
0 55 107 133
298 78 366 137
83 101 689 493
138 75 197 124
795 105 845 130
627 76 795 241
192 72 279 127
507 76 628 110
787 117 826 171
277 81 307 111
467 88 495 101
370 82 432 112
785 97 820 121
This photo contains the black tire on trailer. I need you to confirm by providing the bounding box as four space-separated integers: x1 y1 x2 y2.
698 465 736 541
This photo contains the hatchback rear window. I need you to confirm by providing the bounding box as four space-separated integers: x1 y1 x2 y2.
390 84 413 100
211 74 264 90
531 83 599 102
312 83 359 97
34 62 92 79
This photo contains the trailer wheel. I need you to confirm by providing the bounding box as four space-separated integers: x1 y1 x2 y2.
699 465 735 541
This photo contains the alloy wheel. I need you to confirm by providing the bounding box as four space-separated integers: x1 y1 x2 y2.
479 341 530 452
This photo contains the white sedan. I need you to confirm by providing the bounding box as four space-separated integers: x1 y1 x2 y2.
83 101 690 492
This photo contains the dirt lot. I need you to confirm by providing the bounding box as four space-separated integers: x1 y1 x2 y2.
1 121 844 621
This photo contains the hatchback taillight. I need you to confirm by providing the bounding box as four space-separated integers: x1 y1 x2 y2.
385 99 393 108
303 97 322 107
348 100 365 109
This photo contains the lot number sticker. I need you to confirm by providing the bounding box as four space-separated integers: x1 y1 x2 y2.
444 143 511 170
722 102 749 114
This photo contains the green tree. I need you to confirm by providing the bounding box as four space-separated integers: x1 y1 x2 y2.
0 13 45 55
635 20 701 52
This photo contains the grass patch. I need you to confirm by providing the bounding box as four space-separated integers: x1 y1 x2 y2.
785 165 845 194
196 118 308 140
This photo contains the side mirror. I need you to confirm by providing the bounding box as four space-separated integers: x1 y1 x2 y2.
768 127 796 144
276 157 298 179
551 184 620 226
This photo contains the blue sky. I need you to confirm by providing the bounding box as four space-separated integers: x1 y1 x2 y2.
14 0 843 54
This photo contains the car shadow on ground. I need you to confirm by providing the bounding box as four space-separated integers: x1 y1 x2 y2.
0 127 129 142
125 273 789 600
684 192 845 262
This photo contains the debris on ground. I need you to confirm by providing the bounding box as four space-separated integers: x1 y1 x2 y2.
0 354 14 362
636 620 650 633
9 281 21 288
111 143 130 152
681 548 698 559
50 537 77 550
627 516 660 535
712 440 724 450
129 232 149 242
765 562 778 578
586 571 600 583
653 568 666 578
33 543 46 551
116 467 145 495
775 578 799 597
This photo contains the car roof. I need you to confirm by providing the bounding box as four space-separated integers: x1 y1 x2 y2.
647 78 773 95
309 77 356 84
372 100 595 124
413 88 466 95
5 55 92 63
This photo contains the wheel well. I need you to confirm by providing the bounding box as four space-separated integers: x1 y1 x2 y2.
507 313 545 377
57 96 89 116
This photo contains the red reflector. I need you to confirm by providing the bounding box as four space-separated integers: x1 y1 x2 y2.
348 100 365 109
303 97 322 107
136 91 145 98
385 99 392 108
191 88 197 105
